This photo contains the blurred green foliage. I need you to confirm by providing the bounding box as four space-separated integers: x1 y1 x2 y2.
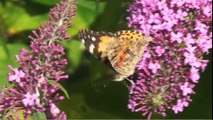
0 0 212 119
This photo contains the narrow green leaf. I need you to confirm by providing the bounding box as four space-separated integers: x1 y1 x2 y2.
49 80 70 99
33 112 47 120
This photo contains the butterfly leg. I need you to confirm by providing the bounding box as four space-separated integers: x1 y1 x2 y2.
122 78 133 88
122 80 130 89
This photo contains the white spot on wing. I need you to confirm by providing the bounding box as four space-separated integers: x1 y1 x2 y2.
81 39 85 44
91 37 96 42
89 44 95 53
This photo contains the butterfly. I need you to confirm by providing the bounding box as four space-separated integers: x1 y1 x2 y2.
79 30 152 82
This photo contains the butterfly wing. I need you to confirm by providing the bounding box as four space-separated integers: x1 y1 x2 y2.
108 30 152 81
79 29 152 82
79 30 120 86
79 29 116 61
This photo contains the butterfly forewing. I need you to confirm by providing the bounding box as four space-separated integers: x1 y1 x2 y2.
79 30 115 61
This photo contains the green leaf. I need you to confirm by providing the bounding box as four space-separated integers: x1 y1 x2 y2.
68 0 106 36
0 37 10 59
2 107 32 120
49 80 70 99
33 112 47 120
0 2 48 34
0 39 8 61
32 0 60 5
63 40 84 69
0 43 28 90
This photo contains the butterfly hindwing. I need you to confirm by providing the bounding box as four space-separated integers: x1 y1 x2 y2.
108 30 152 80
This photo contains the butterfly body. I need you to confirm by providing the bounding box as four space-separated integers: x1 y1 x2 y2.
79 30 152 81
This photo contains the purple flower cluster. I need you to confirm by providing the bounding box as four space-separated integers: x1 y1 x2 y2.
0 0 76 119
127 0 212 119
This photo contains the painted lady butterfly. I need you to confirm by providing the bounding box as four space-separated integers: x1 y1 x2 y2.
79 30 152 81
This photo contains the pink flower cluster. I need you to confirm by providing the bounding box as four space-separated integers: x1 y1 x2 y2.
127 0 212 119
0 0 77 119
